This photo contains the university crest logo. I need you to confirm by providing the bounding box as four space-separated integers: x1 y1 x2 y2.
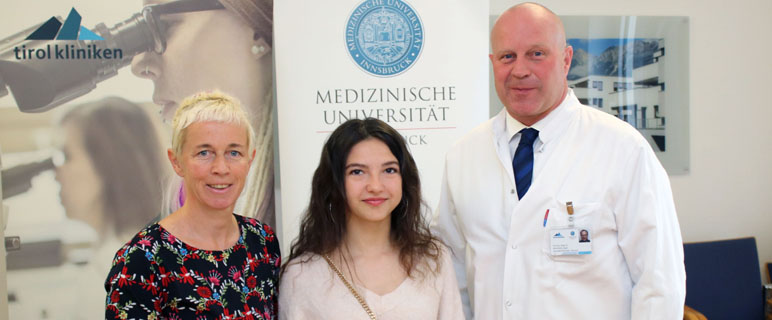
345 0 424 77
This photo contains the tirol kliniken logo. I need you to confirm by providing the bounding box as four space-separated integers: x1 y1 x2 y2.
346 0 424 77
13 8 122 61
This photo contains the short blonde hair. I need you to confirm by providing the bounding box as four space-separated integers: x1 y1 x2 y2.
171 91 255 157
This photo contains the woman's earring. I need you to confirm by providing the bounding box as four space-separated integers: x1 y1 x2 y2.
251 38 271 60
328 203 336 224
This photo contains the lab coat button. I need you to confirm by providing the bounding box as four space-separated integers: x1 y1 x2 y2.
506 300 512 307
511 244 517 250
510 189 515 194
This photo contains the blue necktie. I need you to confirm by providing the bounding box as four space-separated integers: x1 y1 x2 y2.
513 128 539 199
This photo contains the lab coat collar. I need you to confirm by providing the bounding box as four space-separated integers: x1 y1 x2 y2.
534 89 580 149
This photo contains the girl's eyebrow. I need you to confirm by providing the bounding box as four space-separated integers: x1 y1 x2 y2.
381 161 399 167
345 163 365 169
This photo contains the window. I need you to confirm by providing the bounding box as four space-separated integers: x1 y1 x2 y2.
613 82 631 91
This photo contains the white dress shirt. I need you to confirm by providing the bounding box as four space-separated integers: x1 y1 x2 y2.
434 90 685 319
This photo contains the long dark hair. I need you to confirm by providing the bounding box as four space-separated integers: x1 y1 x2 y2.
283 118 441 277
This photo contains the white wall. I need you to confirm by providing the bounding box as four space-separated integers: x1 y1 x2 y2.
491 0 772 277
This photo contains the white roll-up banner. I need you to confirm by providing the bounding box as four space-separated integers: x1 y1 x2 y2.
275 0 489 251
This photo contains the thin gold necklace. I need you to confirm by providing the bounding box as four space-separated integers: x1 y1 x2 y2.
323 254 377 320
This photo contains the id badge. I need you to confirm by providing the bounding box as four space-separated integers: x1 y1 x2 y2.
549 227 592 256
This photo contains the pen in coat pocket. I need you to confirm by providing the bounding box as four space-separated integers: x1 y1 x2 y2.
543 209 549 227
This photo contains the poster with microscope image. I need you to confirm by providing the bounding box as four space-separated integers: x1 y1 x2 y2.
0 0 276 317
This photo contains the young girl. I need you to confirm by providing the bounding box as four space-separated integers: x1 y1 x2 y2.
279 118 463 319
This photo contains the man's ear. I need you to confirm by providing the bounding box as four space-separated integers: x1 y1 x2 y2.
563 45 574 73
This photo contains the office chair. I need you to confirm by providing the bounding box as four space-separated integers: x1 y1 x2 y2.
683 237 764 319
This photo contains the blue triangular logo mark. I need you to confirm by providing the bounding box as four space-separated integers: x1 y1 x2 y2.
56 8 82 40
26 17 62 40
78 26 103 40
27 8 104 41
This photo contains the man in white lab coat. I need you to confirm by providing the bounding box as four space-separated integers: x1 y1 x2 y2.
433 3 686 319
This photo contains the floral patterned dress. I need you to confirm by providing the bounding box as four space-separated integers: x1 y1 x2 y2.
104 214 280 319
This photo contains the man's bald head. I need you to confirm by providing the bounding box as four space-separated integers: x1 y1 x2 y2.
492 3 567 53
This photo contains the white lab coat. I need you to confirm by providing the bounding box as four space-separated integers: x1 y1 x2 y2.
434 91 685 319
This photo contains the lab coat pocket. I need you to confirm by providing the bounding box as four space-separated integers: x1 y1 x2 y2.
542 200 601 263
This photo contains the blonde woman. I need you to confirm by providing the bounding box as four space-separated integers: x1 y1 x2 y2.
131 0 275 225
105 92 280 319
